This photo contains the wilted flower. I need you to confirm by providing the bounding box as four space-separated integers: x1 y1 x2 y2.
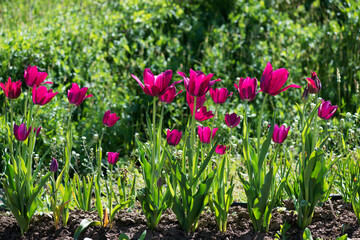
166 129 182 146
187 92 206 115
234 77 257 101
24 65 52 88
302 71 321 100
68 83 93 106
318 100 338 120
50 157 58 172
103 110 120 127
198 126 218 144
272 124 290 144
159 87 183 103
209 88 233 104
108 152 120 165
14 123 32 141
0 77 22 99
215 145 227 155
32 86 58 105
178 69 220 97
225 113 241 128
195 106 214 121
260 62 301 96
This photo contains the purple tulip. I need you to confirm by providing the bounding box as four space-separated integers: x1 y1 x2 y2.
24 65 52 88
32 86 58 106
260 62 301 96
187 92 206 115
209 88 233 104
166 129 182 146
108 152 120 165
0 77 22 99
225 113 241 128
272 124 290 144
14 123 32 141
131 69 181 97
103 110 120 127
50 157 58 172
67 83 93 106
159 87 183 103
198 126 218 144
302 72 322 100
215 145 227 155
234 77 257 101
178 69 221 97
195 106 214 122
34 126 41 138
318 100 338 120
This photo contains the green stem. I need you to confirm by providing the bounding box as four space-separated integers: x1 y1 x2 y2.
210 105 219 147
257 95 268 156
9 99 14 162
151 98 157 189
24 88 31 123
189 96 197 182
109 164 113 228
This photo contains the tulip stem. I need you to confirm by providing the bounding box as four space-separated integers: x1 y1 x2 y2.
24 88 31 124
9 99 14 163
152 98 157 188
189 96 197 183
210 105 219 147
257 95 268 156
109 164 113 228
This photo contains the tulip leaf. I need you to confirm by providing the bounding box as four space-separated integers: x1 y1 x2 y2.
74 219 101 240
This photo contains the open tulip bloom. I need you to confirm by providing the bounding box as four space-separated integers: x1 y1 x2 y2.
210 88 233 104
67 83 93 106
195 106 214 122
187 92 206 115
24 65 52 88
225 113 241 128
318 100 338 120
103 110 120 127
234 77 257 101
215 145 227 155
32 86 58 106
0 77 22 99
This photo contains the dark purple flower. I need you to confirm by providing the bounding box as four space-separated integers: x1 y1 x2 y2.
166 129 182 146
14 123 32 141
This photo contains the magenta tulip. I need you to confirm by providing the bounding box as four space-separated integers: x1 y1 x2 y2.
210 88 233 104
0 77 22 99
103 110 120 127
14 123 32 141
260 62 301 96
234 77 257 101
198 126 218 144
166 129 182 146
131 69 181 97
302 72 322 100
108 152 120 165
24 65 52 88
215 145 227 155
318 100 338 120
32 86 58 106
195 106 214 122
159 87 183 103
187 92 206 115
50 157 59 172
225 113 241 128
67 83 93 106
272 124 290 144
178 69 221 97
34 126 41 138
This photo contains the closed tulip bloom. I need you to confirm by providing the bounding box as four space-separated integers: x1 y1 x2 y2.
210 88 233 104
14 123 32 141
178 69 221 97
215 145 227 155
302 72 322 100
318 100 338 120
187 92 206 115
260 62 301 96
159 87 183 103
198 126 218 144
67 83 93 106
24 65 52 88
108 152 120 165
0 77 22 99
225 113 241 128
34 126 41 138
32 86 58 106
131 69 181 97
50 157 59 172
166 129 182 146
103 110 120 127
195 106 214 122
272 124 290 144
234 77 257 101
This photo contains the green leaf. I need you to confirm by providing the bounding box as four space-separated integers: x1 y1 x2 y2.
118 233 130 240
74 219 101 240
303 227 313 240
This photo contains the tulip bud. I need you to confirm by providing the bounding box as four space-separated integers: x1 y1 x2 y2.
103 110 120 127
198 126 218 144
0 77 22 99
225 113 241 128
318 100 338 120
14 123 32 141
272 124 290 144
34 126 41 138
50 157 59 172
108 152 120 165
215 145 227 155
209 88 233 104
234 77 257 101
166 129 182 146
157 177 163 189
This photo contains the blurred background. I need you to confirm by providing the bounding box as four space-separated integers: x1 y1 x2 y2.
0 0 359 174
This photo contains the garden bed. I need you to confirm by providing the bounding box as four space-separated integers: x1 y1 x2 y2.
0 199 359 240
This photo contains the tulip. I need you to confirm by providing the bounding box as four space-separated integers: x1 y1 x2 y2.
34 127 41 138
103 110 120 127
67 83 93 106
187 92 206 115
0 77 22 99
302 72 322 100
272 124 290 144
50 157 59 172
209 88 233 104
32 86 58 106
167 129 182 146
131 69 181 97
260 62 301 96
195 106 214 122
178 69 221 97
14 123 32 141
159 87 183 103
215 145 227 155
24 65 52 88
108 152 120 165
225 113 241 128
234 77 257 101
318 100 338 120
198 126 218 144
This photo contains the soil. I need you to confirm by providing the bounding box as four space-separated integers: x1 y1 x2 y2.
0 199 359 240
